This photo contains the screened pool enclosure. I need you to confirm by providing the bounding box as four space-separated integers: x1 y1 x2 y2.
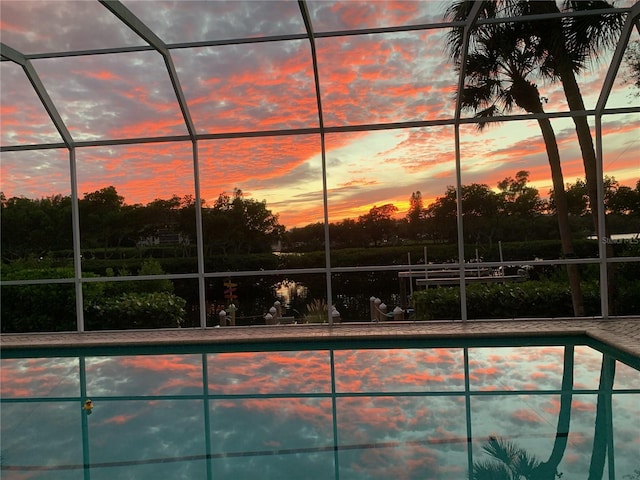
1 0 639 331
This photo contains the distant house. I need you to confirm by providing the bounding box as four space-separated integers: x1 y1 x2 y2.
137 226 190 247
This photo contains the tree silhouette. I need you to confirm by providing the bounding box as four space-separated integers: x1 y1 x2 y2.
445 5 585 315
358 204 399 246
522 0 625 242
406 191 425 240
624 40 640 94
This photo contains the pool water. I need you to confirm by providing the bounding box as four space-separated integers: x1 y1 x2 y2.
1 338 639 479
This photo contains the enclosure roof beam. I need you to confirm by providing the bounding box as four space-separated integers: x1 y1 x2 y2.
0 42 74 149
99 0 197 139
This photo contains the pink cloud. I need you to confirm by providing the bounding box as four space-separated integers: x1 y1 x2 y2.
1 2 636 231
511 408 542 425
571 399 597 412
119 355 200 373
473 367 500 376
82 70 124 82
102 413 137 425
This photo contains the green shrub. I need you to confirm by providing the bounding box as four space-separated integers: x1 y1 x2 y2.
83 259 175 299
1 266 77 332
1 260 187 332
204 252 280 272
1 282 77 332
615 280 640 315
412 286 462 320
412 281 603 320
85 292 186 330
81 256 198 275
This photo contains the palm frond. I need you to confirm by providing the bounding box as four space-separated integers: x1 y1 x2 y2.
474 106 502 131
563 1 625 63
444 0 499 61
474 436 549 480
471 460 512 480
482 436 520 467
514 449 542 477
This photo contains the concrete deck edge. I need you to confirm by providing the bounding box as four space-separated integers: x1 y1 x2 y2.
2 317 638 360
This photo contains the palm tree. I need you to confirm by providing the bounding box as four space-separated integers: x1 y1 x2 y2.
519 0 627 311
448 0 629 312
472 348 575 480
444 15 585 315
519 0 626 237
587 354 616 480
472 436 543 480
535 345 575 479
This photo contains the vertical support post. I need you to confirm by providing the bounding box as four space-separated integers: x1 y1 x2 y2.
298 2 333 325
202 353 213 480
69 147 85 332
455 124 468 321
424 246 428 279
79 356 91 479
407 252 413 298
330 350 340 478
464 347 473 477
192 140 208 328
321 132 334 325
595 118 609 319
451 2 483 322
591 2 639 317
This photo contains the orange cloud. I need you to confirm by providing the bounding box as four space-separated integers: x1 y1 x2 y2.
119 355 200 373
571 399 596 412
2 7 636 233
82 70 123 82
472 367 500 376
103 413 137 425
208 351 331 394
511 408 542 425
213 397 334 433
568 431 590 446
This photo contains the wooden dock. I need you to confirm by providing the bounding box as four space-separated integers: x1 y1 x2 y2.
415 274 526 286
398 268 526 305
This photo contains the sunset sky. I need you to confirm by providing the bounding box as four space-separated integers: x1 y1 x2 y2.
1 0 638 228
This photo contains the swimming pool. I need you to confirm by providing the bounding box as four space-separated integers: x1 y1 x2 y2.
1 337 639 480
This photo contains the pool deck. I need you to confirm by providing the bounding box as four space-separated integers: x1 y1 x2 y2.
2 316 639 359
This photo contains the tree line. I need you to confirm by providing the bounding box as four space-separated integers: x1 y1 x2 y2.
288 172 639 250
1 186 283 261
2 172 638 261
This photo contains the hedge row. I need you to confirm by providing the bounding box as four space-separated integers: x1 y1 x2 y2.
412 280 640 320
84 292 186 330
1 260 187 333
8 239 637 277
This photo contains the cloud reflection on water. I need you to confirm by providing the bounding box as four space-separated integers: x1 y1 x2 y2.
1 344 638 479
